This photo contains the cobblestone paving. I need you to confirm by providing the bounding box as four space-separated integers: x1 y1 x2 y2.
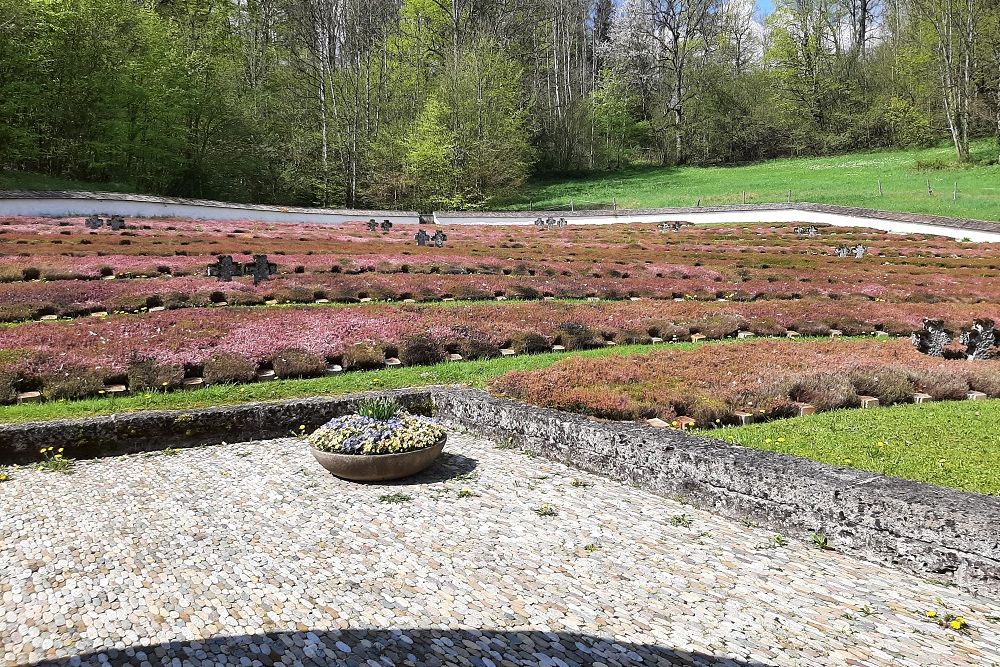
2 431 1000 667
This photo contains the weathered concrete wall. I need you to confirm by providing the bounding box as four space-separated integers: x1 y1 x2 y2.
0 389 434 463
434 388 1000 596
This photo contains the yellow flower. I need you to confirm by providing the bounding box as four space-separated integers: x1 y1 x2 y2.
777 437 786 443
950 620 963 630
926 610 937 618
765 438 772 443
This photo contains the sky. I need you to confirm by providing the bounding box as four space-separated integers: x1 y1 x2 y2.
756 0 775 16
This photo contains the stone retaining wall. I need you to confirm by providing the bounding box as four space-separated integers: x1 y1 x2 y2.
2 385 996 595
435 388 1000 597
0 389 434 463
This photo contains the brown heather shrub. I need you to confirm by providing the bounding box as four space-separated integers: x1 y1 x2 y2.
645 320 691 342
511 284 541 300
454 284 493 301
42 366 107 400
400 334 445 366
509 332 550 354
965 368 1000 397
271 348 327 379
689 314 745 339
613 329 653 345
204 353 257 385
746 317 786 336
789 373 861 411
452 330 501 360
341 343 386 370
790 320 831 337
908 369 970 400
555 322 604 350
127 355 185 391
0 368 18 403
849 367 915 405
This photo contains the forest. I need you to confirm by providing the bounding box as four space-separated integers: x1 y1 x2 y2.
1 0 999 210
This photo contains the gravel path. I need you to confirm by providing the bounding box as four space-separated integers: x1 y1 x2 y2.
2 431 999 667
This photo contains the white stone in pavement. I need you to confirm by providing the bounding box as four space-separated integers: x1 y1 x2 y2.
1 431 999 666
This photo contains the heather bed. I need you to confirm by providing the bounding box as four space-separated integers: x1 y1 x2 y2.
1 218 997 323
1 299 996 403
490 339 1000 425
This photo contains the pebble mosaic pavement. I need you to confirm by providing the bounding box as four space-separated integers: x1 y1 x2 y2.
2 431 1000 667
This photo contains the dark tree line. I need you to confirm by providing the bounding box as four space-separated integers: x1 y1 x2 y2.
1 0 999 209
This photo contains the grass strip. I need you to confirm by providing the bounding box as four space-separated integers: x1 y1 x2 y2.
707 400 1000 495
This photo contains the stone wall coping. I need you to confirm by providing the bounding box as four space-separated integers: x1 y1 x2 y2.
435 202 1000 234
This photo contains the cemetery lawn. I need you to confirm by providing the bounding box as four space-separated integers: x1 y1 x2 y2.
0 343 679 425
507 140 1000 223
709 400 1000 495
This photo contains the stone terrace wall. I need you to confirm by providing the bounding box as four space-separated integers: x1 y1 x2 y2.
0 389 434 463
2 385 996 595
434 388 1000 597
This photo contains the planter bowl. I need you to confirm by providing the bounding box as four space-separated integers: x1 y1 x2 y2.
310 435 446 482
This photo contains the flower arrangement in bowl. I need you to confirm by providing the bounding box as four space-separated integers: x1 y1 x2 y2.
305 397 446 482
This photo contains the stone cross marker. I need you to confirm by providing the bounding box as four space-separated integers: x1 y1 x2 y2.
659 222 685 233
367 219 378 232
244 255 277 286
960 318 997 361
381 220 393 232
415 229 430 246
85 215 104 229
109 215 126 231
795 226 819 237
208 255 244 282
835 243 867 258
432 230 448 247
911 318 952 357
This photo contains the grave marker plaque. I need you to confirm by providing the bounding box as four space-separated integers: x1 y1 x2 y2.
415 229 430 246
431 230 447 247
85 215 104 230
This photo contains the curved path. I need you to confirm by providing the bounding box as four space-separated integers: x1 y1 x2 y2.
2 191 999 241
2 432 999 666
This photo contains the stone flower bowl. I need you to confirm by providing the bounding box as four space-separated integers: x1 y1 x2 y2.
306 409 447 482
310 435 446 482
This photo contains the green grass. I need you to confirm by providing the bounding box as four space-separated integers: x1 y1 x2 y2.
708 400 1000 495
0 171 137 193
506 141 1000 222
0 343 687 425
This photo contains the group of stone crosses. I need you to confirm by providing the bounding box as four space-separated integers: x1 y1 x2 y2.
534 217 568 228
658 221 688 233
207 255 278 286
84 214 127 230
911 317 997 361
415 229 447 247
795 225 820 237
835 243 867 258
367 219 393 232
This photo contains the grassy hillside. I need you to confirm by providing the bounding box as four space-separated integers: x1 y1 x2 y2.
507 141 1000 222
